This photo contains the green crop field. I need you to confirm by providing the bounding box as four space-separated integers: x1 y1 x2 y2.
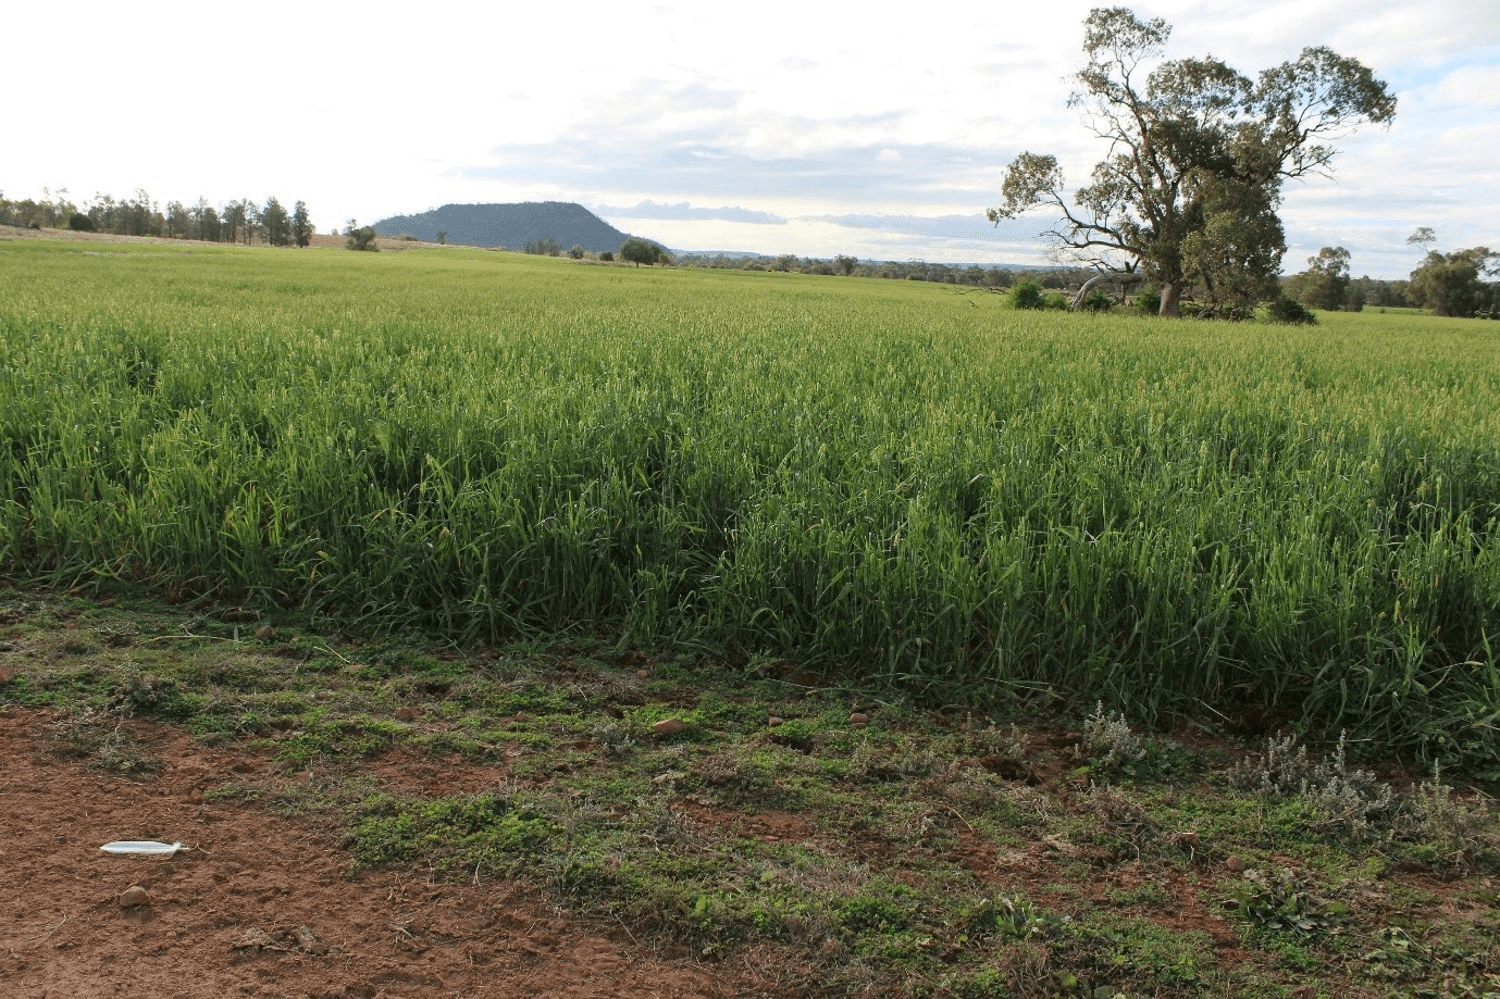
2 240 1497 772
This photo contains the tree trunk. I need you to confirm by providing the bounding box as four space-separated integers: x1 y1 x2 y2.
1071 273 1109 310
1159 281 1182 317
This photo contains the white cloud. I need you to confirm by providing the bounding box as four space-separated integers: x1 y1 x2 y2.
4 0 1495 275
596 200 788 224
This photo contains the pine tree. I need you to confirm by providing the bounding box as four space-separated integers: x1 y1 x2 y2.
261 197 292 247
291 201 313 248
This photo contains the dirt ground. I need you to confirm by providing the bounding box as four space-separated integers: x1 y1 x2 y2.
0 707 759 999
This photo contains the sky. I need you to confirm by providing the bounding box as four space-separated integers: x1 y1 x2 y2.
7 0 1497 279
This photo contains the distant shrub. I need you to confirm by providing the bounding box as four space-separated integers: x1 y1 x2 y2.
1041 292 1069 310
1134 285 1161 315
397 232 420 241
524 238 563 257
620 237 664 267
1006 279 1044 310
1081 289 1114 313
345 225 380 251
1262 295 1318 325
568 244 586 259
68 213 95 232
599 251 614 262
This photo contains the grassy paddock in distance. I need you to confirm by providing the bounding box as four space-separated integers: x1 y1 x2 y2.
2 240 1497 772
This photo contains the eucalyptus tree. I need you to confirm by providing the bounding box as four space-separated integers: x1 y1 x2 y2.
620 237 664 267
989 7 1395 316
1283 246 1352 311
1409 246 1498 317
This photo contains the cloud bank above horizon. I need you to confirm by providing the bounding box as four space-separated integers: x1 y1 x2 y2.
7 0 1497 278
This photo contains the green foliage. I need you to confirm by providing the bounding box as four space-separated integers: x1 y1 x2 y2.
6 187 312 243
1080 289 1113 312
347 792 553 871
568 244 586 259
620 237 665 267
1408 246 1497 318
343 220 380 251
1230 866 1350 937
1262 295 1318 324
290 200 313 248
524 237 562 256
1006 278 1044 310
1284 246 1352 311
990 8 1394 316
598 250 613 261
1133 284 1161 315
260 196 292 247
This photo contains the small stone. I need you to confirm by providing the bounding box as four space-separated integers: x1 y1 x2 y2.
848 712 869 727
1225 855 1245 872
652 718 687 736
767 716 785 727
254 625 275 641
395 707 418 722
118 885 152 908
635 669 649 679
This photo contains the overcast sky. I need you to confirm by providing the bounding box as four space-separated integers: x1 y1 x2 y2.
8 0 1497 278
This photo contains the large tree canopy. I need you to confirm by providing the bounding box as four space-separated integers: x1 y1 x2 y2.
989 7 1395 316
1283 245 1353 311
1408 246 1498 318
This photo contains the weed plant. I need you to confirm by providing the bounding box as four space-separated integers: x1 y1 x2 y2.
1229 731 1397 836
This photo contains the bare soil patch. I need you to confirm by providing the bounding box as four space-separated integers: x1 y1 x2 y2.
0 708 748 999
2 588 1497 998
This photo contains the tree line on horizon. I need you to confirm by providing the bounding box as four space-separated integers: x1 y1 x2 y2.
0 188 315 247
675 251 1489 316
1281 233 1498 318
6 184 1491 315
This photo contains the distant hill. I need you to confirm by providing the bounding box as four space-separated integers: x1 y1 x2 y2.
371 202 635 252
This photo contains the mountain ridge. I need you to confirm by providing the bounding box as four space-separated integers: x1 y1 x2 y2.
372 201 636 252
